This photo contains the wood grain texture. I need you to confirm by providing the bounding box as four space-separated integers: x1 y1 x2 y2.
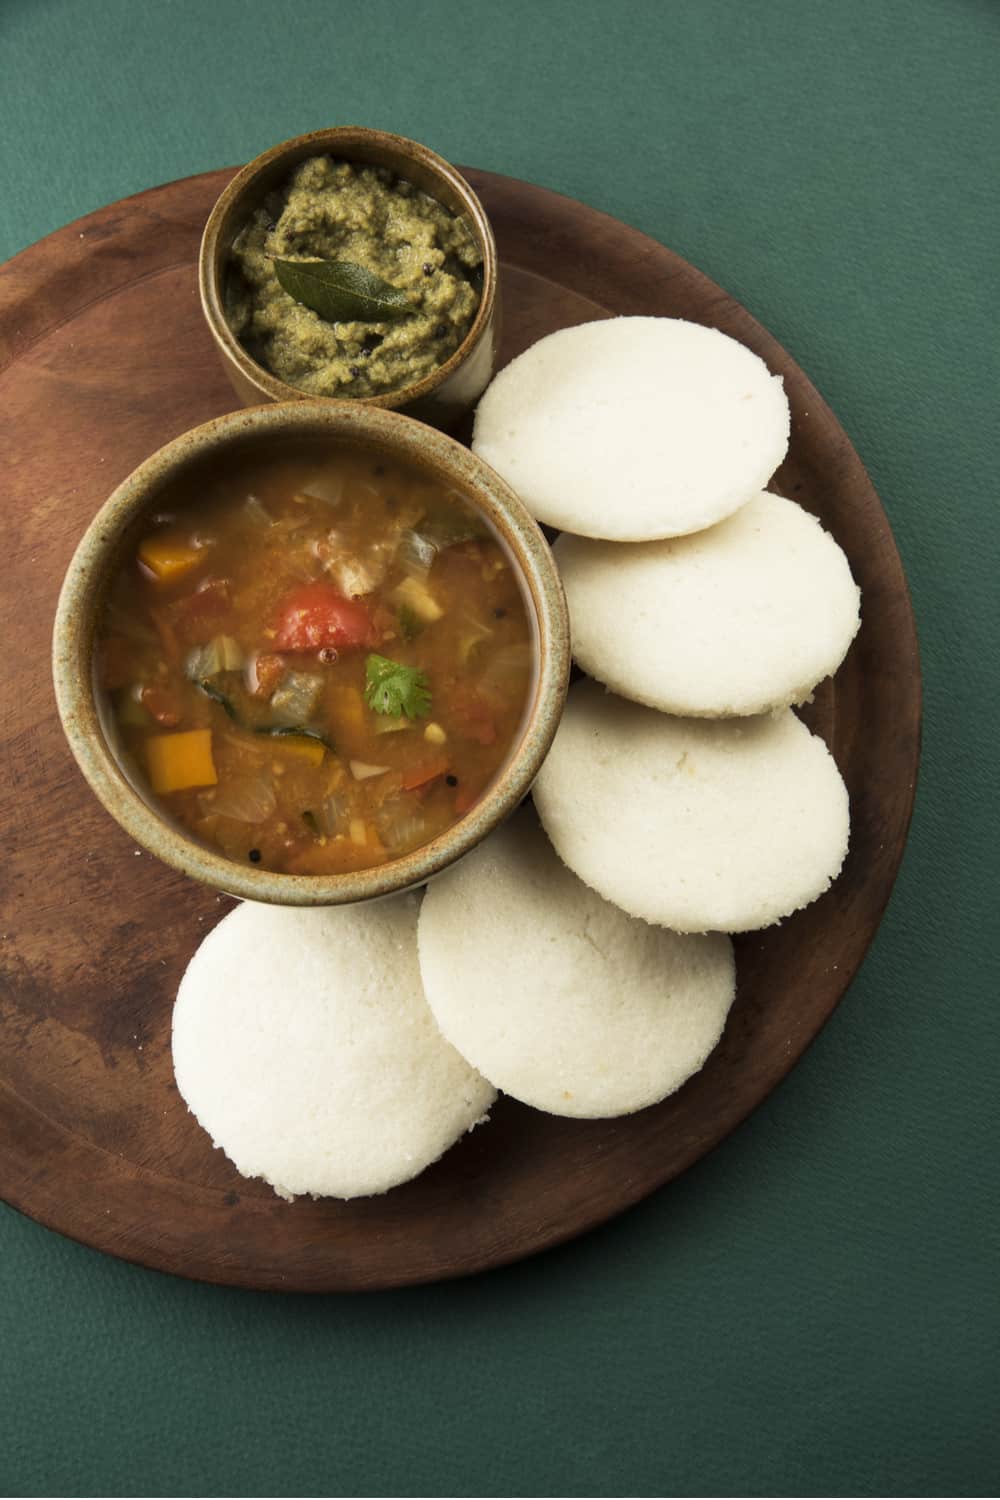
0 168 921 1291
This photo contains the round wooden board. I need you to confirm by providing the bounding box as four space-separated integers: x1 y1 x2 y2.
0 168 920 1292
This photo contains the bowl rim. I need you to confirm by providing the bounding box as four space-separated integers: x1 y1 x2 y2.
198 126 499 410
52 400 569 905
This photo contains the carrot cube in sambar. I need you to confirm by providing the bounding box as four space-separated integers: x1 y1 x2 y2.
146 729 217 794
138 535 202 583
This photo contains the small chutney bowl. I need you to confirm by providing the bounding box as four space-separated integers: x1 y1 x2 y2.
52 401 569 906
199 126 500 431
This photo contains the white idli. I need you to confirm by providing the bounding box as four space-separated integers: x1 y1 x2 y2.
533 681 849 933
554 491 861 716
471 317 790 540
418 815 735 1118
172 897 495 1200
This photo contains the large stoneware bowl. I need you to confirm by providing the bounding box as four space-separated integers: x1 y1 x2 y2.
53 401 569 905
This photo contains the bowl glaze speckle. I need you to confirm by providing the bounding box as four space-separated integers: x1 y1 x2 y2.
199 127 500 430
52 401 569 906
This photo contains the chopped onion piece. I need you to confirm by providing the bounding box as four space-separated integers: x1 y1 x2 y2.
457 611 493 665
376 800 428 852
317 793 348 837
185 635 243 681
185 640 222 680
373 715 411 735
207 775 277 823
350 760 390 781
398 529 439 577
243 494 273 526
299 473 345 506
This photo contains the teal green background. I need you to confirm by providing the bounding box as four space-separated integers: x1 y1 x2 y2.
2 1 998 1495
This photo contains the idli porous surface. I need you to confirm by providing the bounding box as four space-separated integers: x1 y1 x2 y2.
172 897 495 1201
471 317 790 541
532 680 850 933
417 815 735 1118
554 491 861 716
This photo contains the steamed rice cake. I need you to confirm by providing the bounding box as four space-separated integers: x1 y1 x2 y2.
532 680 850 933
471 317 790 540
172 897 495 1200
554 492 861 716
418 815 736 1118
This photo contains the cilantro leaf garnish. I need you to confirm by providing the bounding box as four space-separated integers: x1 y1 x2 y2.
364 654 431 719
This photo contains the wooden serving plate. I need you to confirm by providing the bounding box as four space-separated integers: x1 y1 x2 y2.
0 168 920 1291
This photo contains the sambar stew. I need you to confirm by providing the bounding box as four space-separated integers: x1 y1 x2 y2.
96 448 535 874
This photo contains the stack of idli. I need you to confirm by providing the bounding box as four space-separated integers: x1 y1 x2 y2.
474 314 859 934
417 317 857 1133
171 315 862 1202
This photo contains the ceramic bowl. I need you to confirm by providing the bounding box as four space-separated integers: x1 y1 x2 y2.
52 401 569 905
199 127 500 430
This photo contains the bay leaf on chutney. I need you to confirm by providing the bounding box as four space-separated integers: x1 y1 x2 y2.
272 258 412 324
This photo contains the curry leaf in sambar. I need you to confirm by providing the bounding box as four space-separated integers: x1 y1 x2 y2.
272 258 412 324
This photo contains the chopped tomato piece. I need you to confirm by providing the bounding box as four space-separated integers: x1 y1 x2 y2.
251 652 285 698
189 576 230 608
139 685 182 726
274 581 375 652
173 577 231 639
400 755 449 792
449 688 497 746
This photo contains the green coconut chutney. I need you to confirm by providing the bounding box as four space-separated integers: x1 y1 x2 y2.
225 157 482 398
